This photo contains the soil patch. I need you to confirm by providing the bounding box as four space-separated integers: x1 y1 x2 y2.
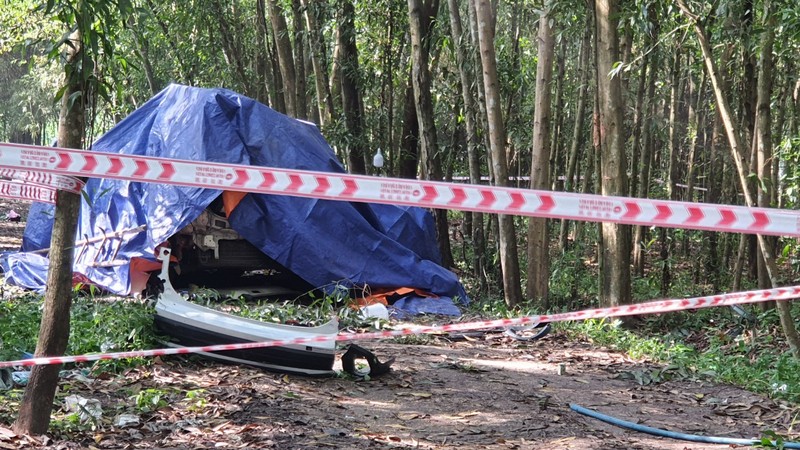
2 333 798 449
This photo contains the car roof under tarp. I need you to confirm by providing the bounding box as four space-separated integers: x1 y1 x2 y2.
12 84 468 316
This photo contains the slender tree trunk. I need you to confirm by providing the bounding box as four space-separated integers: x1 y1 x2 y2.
302 0 335 126
291 0 308 119
399 73 420 179
447 0 486 287
559 20 590 252
337 0 366 174
682 71 706 256
255 0 276 105
549 37 568 191
755 0 777 305
14 30 85 436
267 0 297 117
526 5 555 306
595 0 631 308
474 0 522 307
677 0 800 358
703 43 733 290
407 0 452 269
631 18 658 276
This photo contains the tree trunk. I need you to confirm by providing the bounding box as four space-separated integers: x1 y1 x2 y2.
474 0 522 307
631 18 657 276
447 0 486 287
407 0 452 269
302 0 335 126
677 0 800 358
559 17 590 252
14 30 85 436
549 37 568 191
755 2 776 293
267 0 297 117
399 72 420 179
337 0 366 174
526 5 555 307
595 0 631 308
259 0 286 112
291 0 308 119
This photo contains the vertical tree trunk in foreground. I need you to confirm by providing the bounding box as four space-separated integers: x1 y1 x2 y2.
14 31 84 436
474 0 523 307
267 0 297 117
302 0 335 126
677 0 800 358
407 0 452 269
559 17 591 252
337 0 366 174
447 0 486 286
755 1 776 292
595 0 631 308
526 5 555 306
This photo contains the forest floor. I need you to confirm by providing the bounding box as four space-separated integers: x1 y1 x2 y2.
0 199 798 449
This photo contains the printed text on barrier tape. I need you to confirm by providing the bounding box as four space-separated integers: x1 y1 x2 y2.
0 142 799 237
0 180 56 204
0 168 84 193
2 285 799 369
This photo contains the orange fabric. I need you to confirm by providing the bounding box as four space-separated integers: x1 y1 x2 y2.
353 287 439 308
223 191 247 217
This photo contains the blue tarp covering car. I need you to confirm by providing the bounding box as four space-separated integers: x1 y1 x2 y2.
9 84 468 316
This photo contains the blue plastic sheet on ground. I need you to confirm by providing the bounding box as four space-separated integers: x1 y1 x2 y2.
12 84 468 316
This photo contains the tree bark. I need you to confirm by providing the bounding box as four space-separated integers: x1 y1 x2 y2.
595 0 631 308
14 30 85 436
337 0 366 174
291 0 308 119
301 0 335 126
474 0 522 307
447 0 486 286
526 5 555 306
407 0 452 269
549 37 568 191
755 1 776 292
267 0 297 117
631 11 658 276
677 0 800 358
559 17 591 252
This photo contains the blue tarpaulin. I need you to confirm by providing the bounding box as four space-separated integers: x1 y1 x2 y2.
13 84 468 316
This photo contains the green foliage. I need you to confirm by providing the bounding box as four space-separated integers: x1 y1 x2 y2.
0 292 43 361
756 430 787 449
0 290 158 371
563 306 800 404
132 388 168 413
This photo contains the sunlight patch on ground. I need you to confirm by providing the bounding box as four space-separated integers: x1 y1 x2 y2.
462 357 559 374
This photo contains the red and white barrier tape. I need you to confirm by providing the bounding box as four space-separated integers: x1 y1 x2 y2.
0 142 799 237
2 285 799 369
0 168 83 194
0 180 56 204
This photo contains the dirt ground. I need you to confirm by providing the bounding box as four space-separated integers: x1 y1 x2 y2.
4 335 799 449
1 200 799 449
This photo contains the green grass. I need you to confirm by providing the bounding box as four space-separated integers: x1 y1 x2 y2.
0 289 158 371
559 307 800 404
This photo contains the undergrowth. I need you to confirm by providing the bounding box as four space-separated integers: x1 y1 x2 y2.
558 306 800 404
0 288 157 372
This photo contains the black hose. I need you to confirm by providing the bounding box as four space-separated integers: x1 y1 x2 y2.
570 403 800 449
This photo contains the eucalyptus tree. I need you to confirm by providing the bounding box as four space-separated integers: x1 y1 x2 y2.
473 0 523 307
526 2 555 307
677 0 800 358
595 0 631 308
6 0 132 434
